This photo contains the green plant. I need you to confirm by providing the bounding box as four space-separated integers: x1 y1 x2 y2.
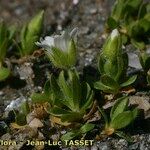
18 10 44 57
0 21 16 81
106 0 150 50
36 28 78 69
14 101 30 126
61 123 95 141
31 69 94 123
94 29 137 94
98 96 138 142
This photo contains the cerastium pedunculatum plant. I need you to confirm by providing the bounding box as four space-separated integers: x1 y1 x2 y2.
0 21 16 81
17 10 44 57
106 0 150 50
106 0 150 85
94 29 137 94
36 28 78 69
31 69 94 124
99 96 138 142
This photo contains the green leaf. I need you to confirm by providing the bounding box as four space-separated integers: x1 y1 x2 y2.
94 80 118 94
61 130 80 141
68 70 81 111
67 39 77 67
80 123 95 134
61 111 84 122
107 17 118 29
101 75 120 89
81 83 94 110
49 106 71 117
98 107 108 127
131 39 145 50
110 96 129 121
0 67 10 81
20 101 30 115
27 10 44 38
44 80 51 96
110 111 135 130
115 131 133 142
48 47 68 69
58 71 73 109
15 113 27 126
94 75 120 94
31 93 49 103
120 75 137 87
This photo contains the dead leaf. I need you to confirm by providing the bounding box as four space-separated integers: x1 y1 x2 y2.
29 118 44 128
50 116 71 126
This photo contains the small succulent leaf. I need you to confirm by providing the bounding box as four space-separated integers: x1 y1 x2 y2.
80 82 91 106
31 93 49 103
0 22 7 45
111 0 126 21
0 67 10 81
110 96 129 121
120 75 137 87
68 70 81 110
61 130 80 141
100 74 120 92
98 107 109 127
49 47 68 69
81 86 93 110
8 25 16 40
98 53 106 74
50 75 62 105
110 111 135 130
131 39 145 50
22 36 39 55
67 39 77 67
115 131 133 142
44 80 51 96
58 71 73 108
20 101 30 115
137 3 147 19
20 25 28 51
80 123 95 134
26 10 44 38
61 111 84 122
49 106 71 117
107 17 118 29
94 80 118 94
0 40 8 62
127 0 142 10
15 113 27 126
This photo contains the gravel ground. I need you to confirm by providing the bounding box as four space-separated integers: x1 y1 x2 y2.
0 0 150 150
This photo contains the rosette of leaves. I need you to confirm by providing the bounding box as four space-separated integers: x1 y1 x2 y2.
106 0 150 50
18 10 44 56
36 28 78 69
0 21 16 81
94 29 137 94
31 69 94 123
61 123 95 141
99 96 138 142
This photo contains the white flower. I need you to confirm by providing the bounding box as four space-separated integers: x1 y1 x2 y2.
36 28 78 52
111 29 119 40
